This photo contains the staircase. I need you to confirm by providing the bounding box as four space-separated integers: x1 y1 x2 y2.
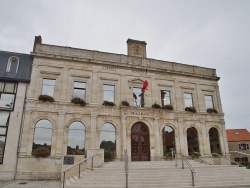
65 160 250 188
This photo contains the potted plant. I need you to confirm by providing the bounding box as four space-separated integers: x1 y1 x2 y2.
38 94 55 102
152 103 161 109
103 100 115 106
121 100 129 106
71 97 86 106
104 150 115 162
207 108 218 113
162 105 174 110
185 106 197 113
32 147 51 158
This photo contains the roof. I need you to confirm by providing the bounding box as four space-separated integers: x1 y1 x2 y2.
226 129 250 142
0 51 33 82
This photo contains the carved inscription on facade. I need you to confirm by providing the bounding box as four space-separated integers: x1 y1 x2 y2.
103 66 116 71
130 110 150 116
132 70 145 74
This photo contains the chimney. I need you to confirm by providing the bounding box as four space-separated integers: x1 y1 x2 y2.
127 39 147 58
33 35 42 52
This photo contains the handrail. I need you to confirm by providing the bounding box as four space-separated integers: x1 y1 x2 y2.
61 154 101 188
229 151 250 156
196 157 212 165
171 149 195 186
211 153 244 167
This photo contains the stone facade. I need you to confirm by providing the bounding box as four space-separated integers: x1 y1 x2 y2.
16 36 230 179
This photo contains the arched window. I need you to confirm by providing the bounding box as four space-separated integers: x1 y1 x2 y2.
67 122 85 155
162 126 175 156
6 57 19 73
209 127 221 154
100 123 116 154
32 120 52 154
187 127 199 155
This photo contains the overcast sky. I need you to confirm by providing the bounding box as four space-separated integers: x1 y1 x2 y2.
1 0 250 131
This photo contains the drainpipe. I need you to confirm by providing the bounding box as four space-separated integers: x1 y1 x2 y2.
14 82 29 180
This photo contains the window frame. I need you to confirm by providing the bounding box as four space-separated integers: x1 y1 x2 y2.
184 92 194 108
161 90 171 106
133 87 144 107
73 81 86 100
205 95 214 109
0 82 17 111
42 78 56 97
103 84 115 102
6 56 19 73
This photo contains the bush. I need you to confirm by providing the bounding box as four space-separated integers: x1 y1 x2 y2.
71 97 86 106
32 147 50 158
104 150 115 162
121 100 129 106
152 103 161 109
162 105 174 110
164 152 173 160
190 152 200 158
103 101 115 106
185 106 197 113
38 94 55 102
207 108 218 113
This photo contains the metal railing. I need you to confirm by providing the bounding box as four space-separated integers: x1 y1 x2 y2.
171 149 196 186
61 154 101 188
196 157 212 165
229 151 250 156
124 149 129 188
211 153 244 166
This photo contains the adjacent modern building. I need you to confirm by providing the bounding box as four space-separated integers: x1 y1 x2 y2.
0 51 32 180
226 129 250 163
15 36 229 180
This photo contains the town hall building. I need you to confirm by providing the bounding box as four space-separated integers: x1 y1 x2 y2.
16 36 229 179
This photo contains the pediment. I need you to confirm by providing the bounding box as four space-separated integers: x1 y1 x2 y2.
128 78 145 84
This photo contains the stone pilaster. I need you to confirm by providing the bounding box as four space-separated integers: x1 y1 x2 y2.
55 112 65 156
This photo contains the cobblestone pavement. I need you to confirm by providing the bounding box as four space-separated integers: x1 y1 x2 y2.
0 180 61 188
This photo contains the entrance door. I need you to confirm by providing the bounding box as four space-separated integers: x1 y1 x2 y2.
131 122 150 161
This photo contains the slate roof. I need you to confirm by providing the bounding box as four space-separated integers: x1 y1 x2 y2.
226 129 250 142
0 50 33 82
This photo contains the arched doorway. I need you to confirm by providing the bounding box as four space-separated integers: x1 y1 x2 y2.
131 122 150 161
162 126 175 156
209 127 221 154
187 127 199 155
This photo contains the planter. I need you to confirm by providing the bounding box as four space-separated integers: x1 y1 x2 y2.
152 103 161 109
121 100 129 107
71 97 86 106
162 105 174 110
185 106 197 113
32 147 51 158
38 94 55 102
103 100 115 106
207 108 218 113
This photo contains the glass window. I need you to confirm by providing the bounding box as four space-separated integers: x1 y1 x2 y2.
0 112 10 126
0 94 15 110
161 90 171 106
32 120 52 154
133 87 144 107
100 123 116 153
73 82 86 99
184 93 193 107
67 122 85 155
205 95 214 109
9 60 18 73
4 83 16 93
0 82 4 92
103 84 115 102
42 79 55 97
0 136 6 164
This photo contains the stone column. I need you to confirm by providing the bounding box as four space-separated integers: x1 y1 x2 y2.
121 116 127 160
178 119 188 155
19 111 32 155
201 121 211 156
90 113 97 149
153 117 161 160
116 132 122 160
55 112 65 156
220 121 229 155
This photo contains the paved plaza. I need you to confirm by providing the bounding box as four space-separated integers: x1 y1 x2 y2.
0 180 61 188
